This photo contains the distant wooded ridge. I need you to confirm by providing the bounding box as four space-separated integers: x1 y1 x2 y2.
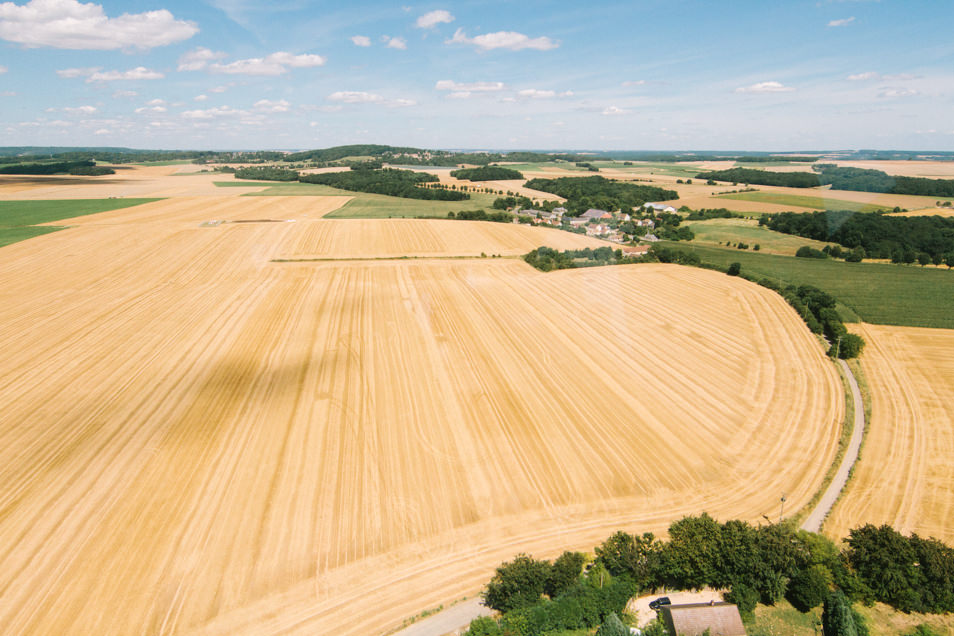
2 146 953 164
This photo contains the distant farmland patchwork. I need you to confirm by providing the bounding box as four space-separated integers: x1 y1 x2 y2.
0 167 845 635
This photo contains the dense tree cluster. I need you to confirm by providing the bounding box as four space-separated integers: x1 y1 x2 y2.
67 165 115 176
777 284 864 358
685 208 740 221
523 176 677 216
299 168 468 200
816 165 954 197
693 167 821 188
450 166 524 181
0 159 98 174
468 517 953 636
523 246 639 271
762 211 954 263
447 210 513 223
233 166 299 181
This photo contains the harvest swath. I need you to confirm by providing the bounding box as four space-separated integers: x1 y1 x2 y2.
825 324 954 544
0 168 844 635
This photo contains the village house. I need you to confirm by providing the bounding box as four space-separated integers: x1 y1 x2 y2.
643 202 678 214
582 208 613 221
569 217 589 228
640 233 660 242
660 602 746 636
635 218 655 228
622 245 651 257
552 207 567 216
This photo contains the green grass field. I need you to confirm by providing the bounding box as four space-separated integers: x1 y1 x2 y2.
717 191 892 213
684 218 833 256
749 600 954 636
667 242 954 329
0 198 162 249
130 159 196 166
0 198 162 226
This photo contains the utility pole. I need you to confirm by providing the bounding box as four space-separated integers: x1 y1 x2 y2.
779 493 787 524
834 335 842 359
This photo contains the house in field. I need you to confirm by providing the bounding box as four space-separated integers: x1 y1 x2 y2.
640 233 660 242
622 245 651 257
660 602 746 636
643 202 678 214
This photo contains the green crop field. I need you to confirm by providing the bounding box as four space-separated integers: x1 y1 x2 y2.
0 198 162 226
130 159 195 166
717 191 891 213
684 218 833 256
0 198 162 249
0 226 63 248
667 242 954 329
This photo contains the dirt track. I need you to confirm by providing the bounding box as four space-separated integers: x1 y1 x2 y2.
0 172 844 635
825 324 954 544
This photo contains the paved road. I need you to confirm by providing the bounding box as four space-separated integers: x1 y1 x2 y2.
387 360 866 635
389 598 491 636
801 359 866 533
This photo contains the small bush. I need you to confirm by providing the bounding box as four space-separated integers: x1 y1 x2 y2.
727 262 741 276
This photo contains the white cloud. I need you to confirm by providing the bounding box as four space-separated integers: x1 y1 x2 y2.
112 89 137 98
847 71 919 82
327 91 415 107
879 87 918 98
622 80 646 87
1 90 16 96
446 28 558 51
828 16 856 27
416 9 453 29
181 105 243 120
194 94 208 101
63 105 97 114
94 128 109 135
0 0 197 50
328 91 384 104
210 85 228 93
56 66 99 78
146 98 165 106
87 67 164 82
517 89 572 99
435 80 505 92
135 105 167 113
735 81 795 93
254 98 290 112
209 51 325 75
178 47 226 71
0 65 6 74
847 71 879 81
351 35 371 47
447 91 472 99
602 106 629 116
384 36 406 50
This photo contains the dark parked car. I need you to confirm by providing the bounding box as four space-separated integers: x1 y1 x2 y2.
649 597 671 611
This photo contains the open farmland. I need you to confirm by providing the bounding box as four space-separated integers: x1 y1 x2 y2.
0 176 845 635
684 218 833 256
825 324 954 544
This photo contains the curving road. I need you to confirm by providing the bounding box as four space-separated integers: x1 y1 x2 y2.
800 359 866 533
386 360 866 636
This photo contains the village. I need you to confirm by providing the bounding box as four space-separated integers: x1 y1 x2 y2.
510 201 679 258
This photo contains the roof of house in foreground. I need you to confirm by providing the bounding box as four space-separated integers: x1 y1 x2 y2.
662 602 746 636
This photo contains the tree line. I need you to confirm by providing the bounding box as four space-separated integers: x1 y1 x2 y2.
299 167 469 201
762 211 954 263
523 246 645 271
693 167 821 188
451 166 525 181
466 517 953 636
694 165 954 197
0 159 106 175
233 166 299 181
523 176 678 216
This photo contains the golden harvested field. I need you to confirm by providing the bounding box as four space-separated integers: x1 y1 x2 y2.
0 178 846 635
0 165 237 199
825 324 954 544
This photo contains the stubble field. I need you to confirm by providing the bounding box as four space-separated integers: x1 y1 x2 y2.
0 167 846 635
825 324 954 544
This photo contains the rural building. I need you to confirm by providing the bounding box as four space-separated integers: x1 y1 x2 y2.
622 245 651 257
640 234 660 242
569 217 589 228
582 208 612 220
635 218 655 228
553 207 568 216
661 602 746 636
643 202 677 214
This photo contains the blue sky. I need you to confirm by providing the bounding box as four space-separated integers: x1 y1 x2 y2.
1 0 952 150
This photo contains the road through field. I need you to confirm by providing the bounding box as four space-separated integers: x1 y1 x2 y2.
0 190 844 636
825 324 954 544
